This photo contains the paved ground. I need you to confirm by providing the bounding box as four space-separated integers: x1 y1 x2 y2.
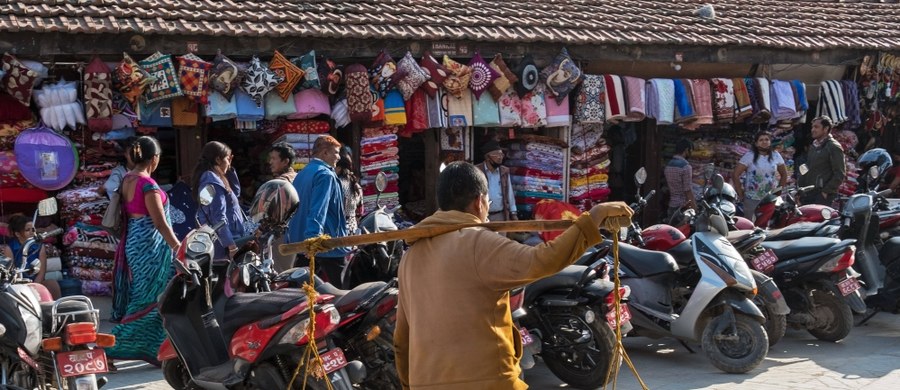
94 295 900 390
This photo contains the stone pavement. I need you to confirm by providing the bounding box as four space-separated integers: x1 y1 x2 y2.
92 292 900 389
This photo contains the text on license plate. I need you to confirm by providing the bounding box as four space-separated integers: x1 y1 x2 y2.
321 348 349 374
56 349 108 378
606 304 632 329
518 327 533 346
837 277 861 296
751 249 778 274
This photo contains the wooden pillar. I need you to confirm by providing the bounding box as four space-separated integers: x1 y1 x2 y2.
643 122 662 227
177 126 205 182
424 129 440 215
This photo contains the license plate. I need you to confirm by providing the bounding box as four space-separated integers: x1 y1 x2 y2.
606 304 632 329
751 249 778 275
320 348 348 374
837 277 861 296
518 327 534 346
56 349 108 378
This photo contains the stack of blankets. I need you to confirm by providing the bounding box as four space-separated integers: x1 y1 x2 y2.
505 134 567 217
569 124 611 211
0 119 48 203
360 126 401 212
269 119 331 171
57 185 116 296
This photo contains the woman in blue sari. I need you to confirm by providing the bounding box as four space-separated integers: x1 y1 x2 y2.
107 136 181 366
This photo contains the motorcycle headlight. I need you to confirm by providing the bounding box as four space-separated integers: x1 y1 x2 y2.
822 208 834 220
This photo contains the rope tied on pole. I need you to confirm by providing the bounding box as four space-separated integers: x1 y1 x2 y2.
287 234 334 390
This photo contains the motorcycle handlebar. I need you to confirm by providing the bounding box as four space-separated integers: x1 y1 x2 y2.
642 190 656 204
877 188 893 198
798 185 816 193
36 228 64 241
212 220 226 232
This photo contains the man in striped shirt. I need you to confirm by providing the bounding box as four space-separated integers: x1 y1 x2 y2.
665 139 696 221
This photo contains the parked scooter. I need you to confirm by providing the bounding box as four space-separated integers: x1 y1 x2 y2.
157 187 364 390
1 198 114 390
604 175 769 373
343 172 404 290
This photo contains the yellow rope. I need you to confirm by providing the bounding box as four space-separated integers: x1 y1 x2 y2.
288 235 335 390
602 217 649 390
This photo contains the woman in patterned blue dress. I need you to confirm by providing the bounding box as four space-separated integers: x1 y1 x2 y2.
106 136 181 365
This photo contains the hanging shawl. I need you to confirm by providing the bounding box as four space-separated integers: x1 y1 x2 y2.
752 77 772 123
710 78 735 124
673 79 696 124
684 79 713 129
769 80 797 122
841 80 861 129
575 74 605 125
602 75 626 123
622 76 646 122
646 78 675 125
816 80 847 124
732 78 753 122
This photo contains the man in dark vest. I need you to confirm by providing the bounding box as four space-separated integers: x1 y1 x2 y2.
479 141 518 221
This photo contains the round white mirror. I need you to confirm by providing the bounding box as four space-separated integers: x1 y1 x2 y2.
869 165 879 179
375 171 388 193
199 184 216 206
798 164 809 176
634 167 647 185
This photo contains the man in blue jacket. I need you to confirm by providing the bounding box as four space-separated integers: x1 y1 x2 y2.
288 135 349 284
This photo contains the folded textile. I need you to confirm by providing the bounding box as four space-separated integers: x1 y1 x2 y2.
711 78 735 124
673 79 696 124
603 75 626 122
646 78 675 125
506 150 565 164
504 159 562 172
684 79 713 129
733 77 752 121
360 160 400 172
361 134 398 145
362 126 399 138
361 142 399 155
273 133 323 144
507 142 566 155
81 280 112 297
514 191 564 200
575 74 605 124
508 167 563 180
817 80 847 124
570 174 609 188
622 76 646 122
511 176 564 189
791 80 809 112
770 80 797 121
753 77 772 123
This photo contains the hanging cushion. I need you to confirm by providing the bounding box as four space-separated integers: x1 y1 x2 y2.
345 64 372 125
114 53 154 107
236 89 265 122
383 90 407 126
473 89 501 127
292 88 331 119
419 52 449 98
394 52 428 101
292 51 319 91
269 50 304 101
499 88 522 127
488 54 518 101
447 89 473 127
370 87 385 124
512 54 539 97
1 52 39 107
370 51 404 99
540 48 583 104
317 57 342 96
241 56 282 108
519 85 547 128
83 56 114 132
545 93 570 127
139 99 173 127
467 53 500 101
575 74 605 124
177 53 213 104
139 52 184 103
442 56 472 99
171 96 199 126
210 53 243 101
402 89 429 135
14 124 79 190
265 91 297 119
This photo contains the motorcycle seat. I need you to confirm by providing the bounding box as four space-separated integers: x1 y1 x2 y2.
618 242 679 277
669 240 695 267
765 222 826 241
525 265 591 304
761 237 842 260
317 281 388 314
222 288 308 338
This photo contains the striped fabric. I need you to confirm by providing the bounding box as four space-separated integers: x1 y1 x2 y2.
603 74 627 122
817 80 847 124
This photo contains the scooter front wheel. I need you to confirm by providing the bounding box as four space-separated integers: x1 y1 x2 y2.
162 359 201 390
702 313 768 373
541 310 617 389
807 290 853 342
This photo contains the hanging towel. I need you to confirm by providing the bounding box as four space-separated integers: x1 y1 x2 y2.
622 76 646 122
711 78 735 124
473 89 501 127
383 90 407 126
817 80 847 124
545 93 570 127
602 75 626 122
499 88 522 127
575 74 605 124
790 80 808 123
769 80 797 121
673 79 696 124
401 89 429 136
733 78 753 122
646 78 675 125
841 80 860 129
753 77 772 123
447 89 473 127
688 79 713 127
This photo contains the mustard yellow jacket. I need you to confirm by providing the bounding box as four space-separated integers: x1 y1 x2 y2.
394 210 602 389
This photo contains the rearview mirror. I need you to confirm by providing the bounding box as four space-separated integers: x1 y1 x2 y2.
705 164 715 180
199 184 216 206
712 174 725 191
37 198 58 217
375 171 388 193
869 165 879 179
634 167 647 186
799 164 809 176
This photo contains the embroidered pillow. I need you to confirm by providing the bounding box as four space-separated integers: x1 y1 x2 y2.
269 50 304 101
317 57 342 96
442 56 472 99
512 54 539 97
467 53 499 101
419 52 449 98
488 54 518 101
210 53 243 101
540 48 583 104
1 53 39 107
84 56 114 132
345 64 373 125
291 51 319 91
177 53 213 104
114 53 155 107
139 52 184 103
265 92 297 119
393 52 428 101
369 51 405 99
241 56 283 108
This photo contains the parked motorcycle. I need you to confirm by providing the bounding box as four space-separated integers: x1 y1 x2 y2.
343 172 404 290
1 198 114 390
157 187 364 390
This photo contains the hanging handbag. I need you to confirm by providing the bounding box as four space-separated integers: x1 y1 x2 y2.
101 188 123 234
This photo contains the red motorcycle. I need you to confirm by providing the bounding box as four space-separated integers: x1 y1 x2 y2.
753 185 839 229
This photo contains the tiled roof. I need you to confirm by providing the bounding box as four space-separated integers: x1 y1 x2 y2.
2 0 900 50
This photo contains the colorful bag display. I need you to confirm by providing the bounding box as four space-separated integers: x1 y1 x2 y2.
139 52 183 103
14 124 79 191
210 53 243 101
83 56 113 132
